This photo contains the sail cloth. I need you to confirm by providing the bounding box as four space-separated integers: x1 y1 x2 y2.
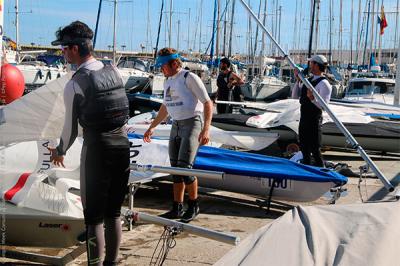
215 202 400 266
0 73 73 146
244 99 374 134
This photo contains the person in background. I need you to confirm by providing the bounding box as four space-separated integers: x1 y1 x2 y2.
292 55 332 167
49 21 130 265
216 57 244 114
143 47 213 223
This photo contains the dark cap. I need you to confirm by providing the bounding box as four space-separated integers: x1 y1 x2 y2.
51 36 91 46
51 21 94 46
220 57 231 67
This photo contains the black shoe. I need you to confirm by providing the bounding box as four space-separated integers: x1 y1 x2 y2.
159 201 184 219
180 199 199 223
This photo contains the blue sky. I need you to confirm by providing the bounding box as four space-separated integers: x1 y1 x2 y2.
3 0 400 55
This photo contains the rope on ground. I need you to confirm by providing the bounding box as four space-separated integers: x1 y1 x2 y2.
149 225 182 266
358 164 370 202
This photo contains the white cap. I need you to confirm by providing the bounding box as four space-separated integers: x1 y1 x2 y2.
307 55 328 65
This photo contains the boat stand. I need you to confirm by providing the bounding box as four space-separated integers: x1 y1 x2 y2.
127 182 142 231
255 178 287 214
1 243 86 266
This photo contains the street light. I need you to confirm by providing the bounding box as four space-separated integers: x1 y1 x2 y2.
121 45 126 51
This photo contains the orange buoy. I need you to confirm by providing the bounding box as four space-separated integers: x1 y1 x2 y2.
0 63 25 104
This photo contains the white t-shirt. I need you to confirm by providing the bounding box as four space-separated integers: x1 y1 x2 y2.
163 69 210 120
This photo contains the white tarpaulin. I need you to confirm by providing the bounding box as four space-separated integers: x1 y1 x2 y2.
245 99 374 134
215 202 400 266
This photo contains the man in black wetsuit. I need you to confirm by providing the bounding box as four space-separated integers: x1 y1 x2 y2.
49 21 130 266
216 57 244 114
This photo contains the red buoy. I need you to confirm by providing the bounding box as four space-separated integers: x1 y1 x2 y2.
0 63 25 104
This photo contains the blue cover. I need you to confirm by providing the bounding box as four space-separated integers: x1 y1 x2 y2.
366 113 400 120
194 146 347 185
128 134 347 185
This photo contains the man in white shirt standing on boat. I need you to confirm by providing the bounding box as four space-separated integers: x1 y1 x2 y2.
292 55 332 167
143 47 213 223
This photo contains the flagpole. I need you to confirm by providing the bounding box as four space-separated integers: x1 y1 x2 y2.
238 0 395 192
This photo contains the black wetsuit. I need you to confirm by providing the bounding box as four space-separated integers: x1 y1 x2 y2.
56 59 130 265
298 77 326 167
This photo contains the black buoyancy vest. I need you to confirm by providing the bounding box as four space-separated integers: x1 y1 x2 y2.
217 71 232 95
299 76 326 115
72 65 129 131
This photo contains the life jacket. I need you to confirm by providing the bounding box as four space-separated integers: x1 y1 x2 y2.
300 76 326 115
216 70 232 97
72 65 129 131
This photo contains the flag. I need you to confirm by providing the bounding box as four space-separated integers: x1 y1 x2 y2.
379 5 388 35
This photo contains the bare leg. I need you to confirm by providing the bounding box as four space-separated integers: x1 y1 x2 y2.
185 178 198 200
173 182 185 202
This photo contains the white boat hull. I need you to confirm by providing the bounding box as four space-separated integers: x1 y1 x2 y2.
3 202 84 248
198 174 336 202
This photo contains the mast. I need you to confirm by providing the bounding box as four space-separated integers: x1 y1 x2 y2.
278 5 282 44
93 0 103 49
210 0 218 61
199 0 203 54
15 0 20 63
293 0 298 52
394 43 400 106
329 0 333 64
154 0 164 59
270 0 274 55
113 0 117 65
146 0 151 53
252 0 262 57
216 0 221 60
368 0 375 70
339 0 343 65
187 8 191 52
223 3 227 56
228 0 236 57
297 0 303 60
307 0 317 62
355 0 362 65
169 0 173 47
378 2 383 65
314 0 320 53
350 0 354 64
260 0 267 57
393 0 399 62
362 0 371 66
177 19 180 51
274 0 278 55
